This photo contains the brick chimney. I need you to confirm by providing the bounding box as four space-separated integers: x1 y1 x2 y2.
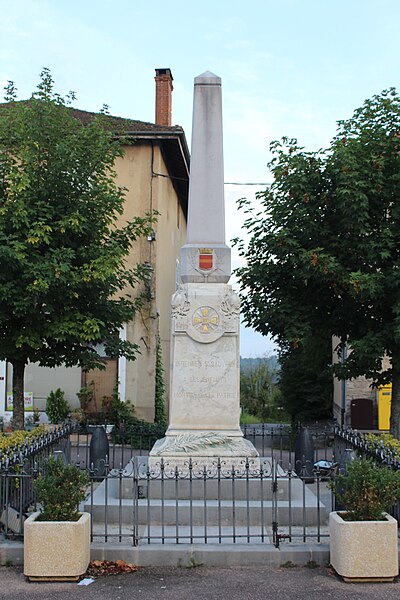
155 68 173 126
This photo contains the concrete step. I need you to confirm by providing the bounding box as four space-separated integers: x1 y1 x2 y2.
100 474 322 503
85 494 327 527
107 457 310 502
118 476 292 501
136 524 272 544
84 457 328 529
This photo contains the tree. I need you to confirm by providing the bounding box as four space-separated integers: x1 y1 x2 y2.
0 69 153 430
240 357 281 421
235 88 400 437
278 335 332 424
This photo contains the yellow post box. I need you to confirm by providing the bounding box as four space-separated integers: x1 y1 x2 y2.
378 384 392 430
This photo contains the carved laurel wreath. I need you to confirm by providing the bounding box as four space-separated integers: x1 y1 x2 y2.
154 432 244 455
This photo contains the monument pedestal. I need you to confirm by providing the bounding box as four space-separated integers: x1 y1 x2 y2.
149 283 259 471
149 438 259 473
149 72 258 472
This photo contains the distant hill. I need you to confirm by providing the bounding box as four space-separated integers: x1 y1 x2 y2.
240 355 280 374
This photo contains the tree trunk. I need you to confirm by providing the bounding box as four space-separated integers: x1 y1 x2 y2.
390 357 400 439
11 359 26 431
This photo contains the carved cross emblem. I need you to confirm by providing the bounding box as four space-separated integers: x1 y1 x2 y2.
192 306 219 333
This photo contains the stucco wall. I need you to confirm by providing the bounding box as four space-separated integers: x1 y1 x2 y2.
112 142 187 421
6 363 82 412
1 142 187 423
152 148 187 418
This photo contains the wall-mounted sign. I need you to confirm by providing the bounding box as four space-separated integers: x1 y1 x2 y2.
6 392 34 411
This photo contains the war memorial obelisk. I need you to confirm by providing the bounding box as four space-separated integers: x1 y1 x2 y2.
150 72 259 468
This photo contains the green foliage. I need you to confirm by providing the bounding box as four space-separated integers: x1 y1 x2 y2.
240 357 287 421
0 69 154 429
45 388 69 424
2 559 13 567
70 407 85 425
77 384 95 413
33 407 40 424
279 335 333 423
113 417 167 447
240 411 261 424
0 425 45 455
235 88 400 436
102 390 135 428
364 432 400 459
154 335 167 427
330 458 400 521
33 455 89 521
184 556 203 569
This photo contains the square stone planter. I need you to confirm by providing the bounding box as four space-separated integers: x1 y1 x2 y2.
329 511 399 582
24 511 90 581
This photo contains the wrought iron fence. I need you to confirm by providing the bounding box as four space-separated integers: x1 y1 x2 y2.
67 422 334 471
241 423 333 469
0 424 74 537
333 425 400 468
0 454 334 547
0 422 339 547
0 423 74 472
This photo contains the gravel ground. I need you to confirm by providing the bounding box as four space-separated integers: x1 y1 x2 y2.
1 564 400 600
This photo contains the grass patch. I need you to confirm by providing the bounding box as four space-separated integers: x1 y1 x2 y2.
185 556 203 569
240 412 261 424
2 560 13 567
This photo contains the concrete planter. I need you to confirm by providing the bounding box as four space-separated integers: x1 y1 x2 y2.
329 511 398 582
24 511 90 581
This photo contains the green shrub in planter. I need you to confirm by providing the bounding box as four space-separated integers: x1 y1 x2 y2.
330 457 400 521
34 456 89 521
46 388 69 424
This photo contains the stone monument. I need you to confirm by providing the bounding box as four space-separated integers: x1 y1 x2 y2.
149 72 259 469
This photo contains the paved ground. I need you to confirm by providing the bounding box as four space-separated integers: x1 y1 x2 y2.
1 564 400 600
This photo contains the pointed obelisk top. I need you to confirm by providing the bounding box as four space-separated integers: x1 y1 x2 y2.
195 71 221 84
181 71 231 284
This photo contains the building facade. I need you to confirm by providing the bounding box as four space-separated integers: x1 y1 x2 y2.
332 337 391 430
0 69 189 424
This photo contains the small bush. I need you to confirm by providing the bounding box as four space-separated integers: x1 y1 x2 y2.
330 458 400 521
102 391 135 428
46 388 69 424
34 455 89 521
77 384 95 413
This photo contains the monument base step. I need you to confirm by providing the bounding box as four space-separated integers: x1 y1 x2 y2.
149 434 259 473
86 497 326 527
85 457 327 528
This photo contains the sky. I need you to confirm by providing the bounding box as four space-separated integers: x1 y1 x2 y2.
1 0 400 357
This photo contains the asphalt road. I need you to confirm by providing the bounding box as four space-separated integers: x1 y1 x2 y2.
1 564 400 600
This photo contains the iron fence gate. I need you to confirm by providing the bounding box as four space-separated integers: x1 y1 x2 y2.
1 423 336 546
83 455 333 548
